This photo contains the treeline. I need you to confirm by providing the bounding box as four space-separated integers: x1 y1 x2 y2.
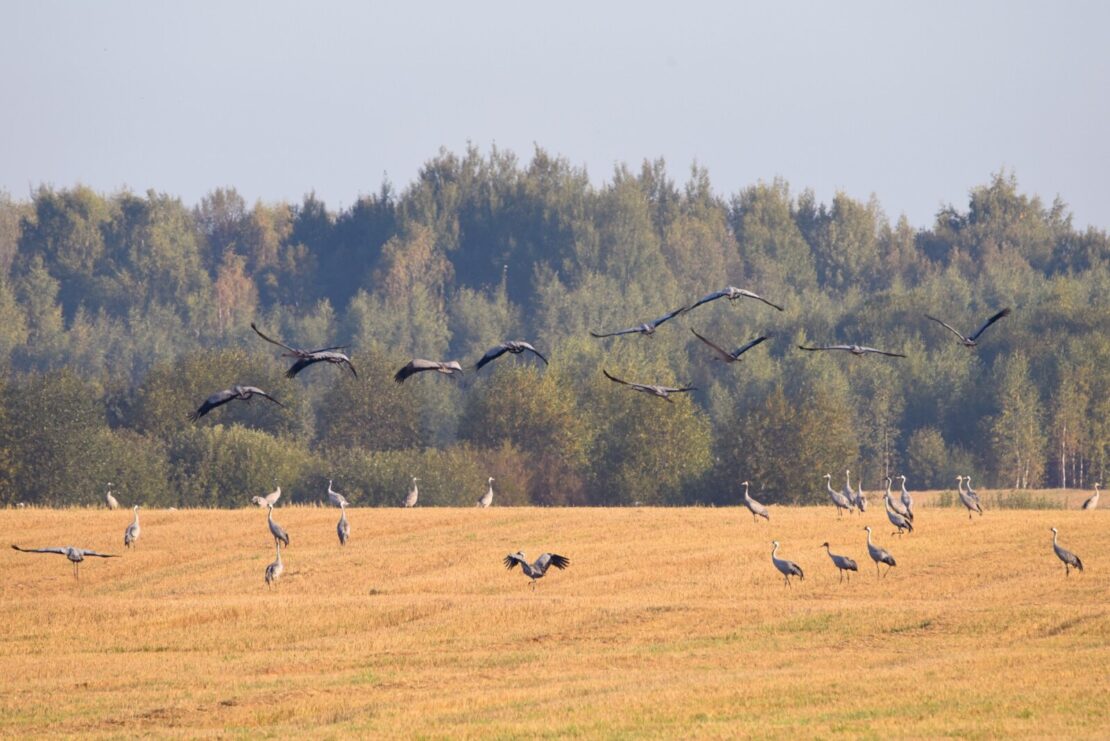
0 146 1107 507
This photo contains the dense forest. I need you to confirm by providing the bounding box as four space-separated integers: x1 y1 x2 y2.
0 146 1107 507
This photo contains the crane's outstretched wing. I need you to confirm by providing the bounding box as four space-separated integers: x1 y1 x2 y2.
923 314 968 342
730 335 771 358
475 344 512 371
395 359 436 383
739 289 784 312
590 326 643 338
857 347 906 358
686 289 728 312
602 369 634 387
79 549 119 558
503 553 527 571
650 306 686 329
519 342 549 365
690 328 735 361
968 307 1011 341
535 553 570 572
189 388 237 421
798 344 846 352
251 322 301 354
11 545 68 555
241 387 285 408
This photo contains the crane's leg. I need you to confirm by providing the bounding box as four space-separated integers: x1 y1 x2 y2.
875 562 880 578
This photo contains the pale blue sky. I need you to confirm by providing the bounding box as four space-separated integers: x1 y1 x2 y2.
2 1 1108 229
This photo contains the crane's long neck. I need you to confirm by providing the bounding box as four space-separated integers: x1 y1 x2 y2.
866 529 873 546
131 509 139 526
823 544 831 554
772 542 779 558
826 478 836 495
900 479 908 496
1052 529 1059 547
885 480 892 497
845 471 852 489
957 478 965 496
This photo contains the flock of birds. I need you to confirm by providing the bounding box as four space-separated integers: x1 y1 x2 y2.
6 284 1100 587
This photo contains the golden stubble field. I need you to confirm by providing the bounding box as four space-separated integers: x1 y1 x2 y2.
0 498 1107 739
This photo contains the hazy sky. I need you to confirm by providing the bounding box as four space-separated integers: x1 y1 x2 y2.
2 1 1108 229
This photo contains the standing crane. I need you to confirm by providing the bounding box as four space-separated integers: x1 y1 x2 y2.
105 483 119 510
503 551 570 590
1049 527 1083 577
883 481 914 536
864 526 897 577
123 505 141 549
11 545 118 579
884 477 913 521
264 540 284 587
477 477 494 508
771 541 804 587
820 542 859 583
898 475 914 520
855 476 868 513
327 480 349 508
251 486 281 508
740 481 769 521
1081 483 1100 510
823 474 854 516
337 502 350 546
955 476 983 519
267 503 289 548
843 470 856 512
404 477 419 508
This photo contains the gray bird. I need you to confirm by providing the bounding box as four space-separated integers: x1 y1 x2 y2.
251 322 357 378
820 542 859 583
123 505 141 549
1049 527 1083 577
602 369 696 401
264 540 284 587
690 329 771 363
864 526 897 577
478 477 494 508
327 480 349 508
798 344 906 358
771 541 804 587
898 475 914 519
883 483 914 537
1081 483 1100 511
475 341 548 371
337 502 350 546
590 305 686 338
884 477 913 521
924 308 1010 347
504 551 570 590
394 359 464 383
267 503 289 548
955 476 983 519
823 474 854 516
189 385 284 421
251 486 281 508
11 545 119 579
105 483 119 510
686 286 784 313
404 477 419 508
740 481 769 521
854 477 868 513
843 469 856 512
